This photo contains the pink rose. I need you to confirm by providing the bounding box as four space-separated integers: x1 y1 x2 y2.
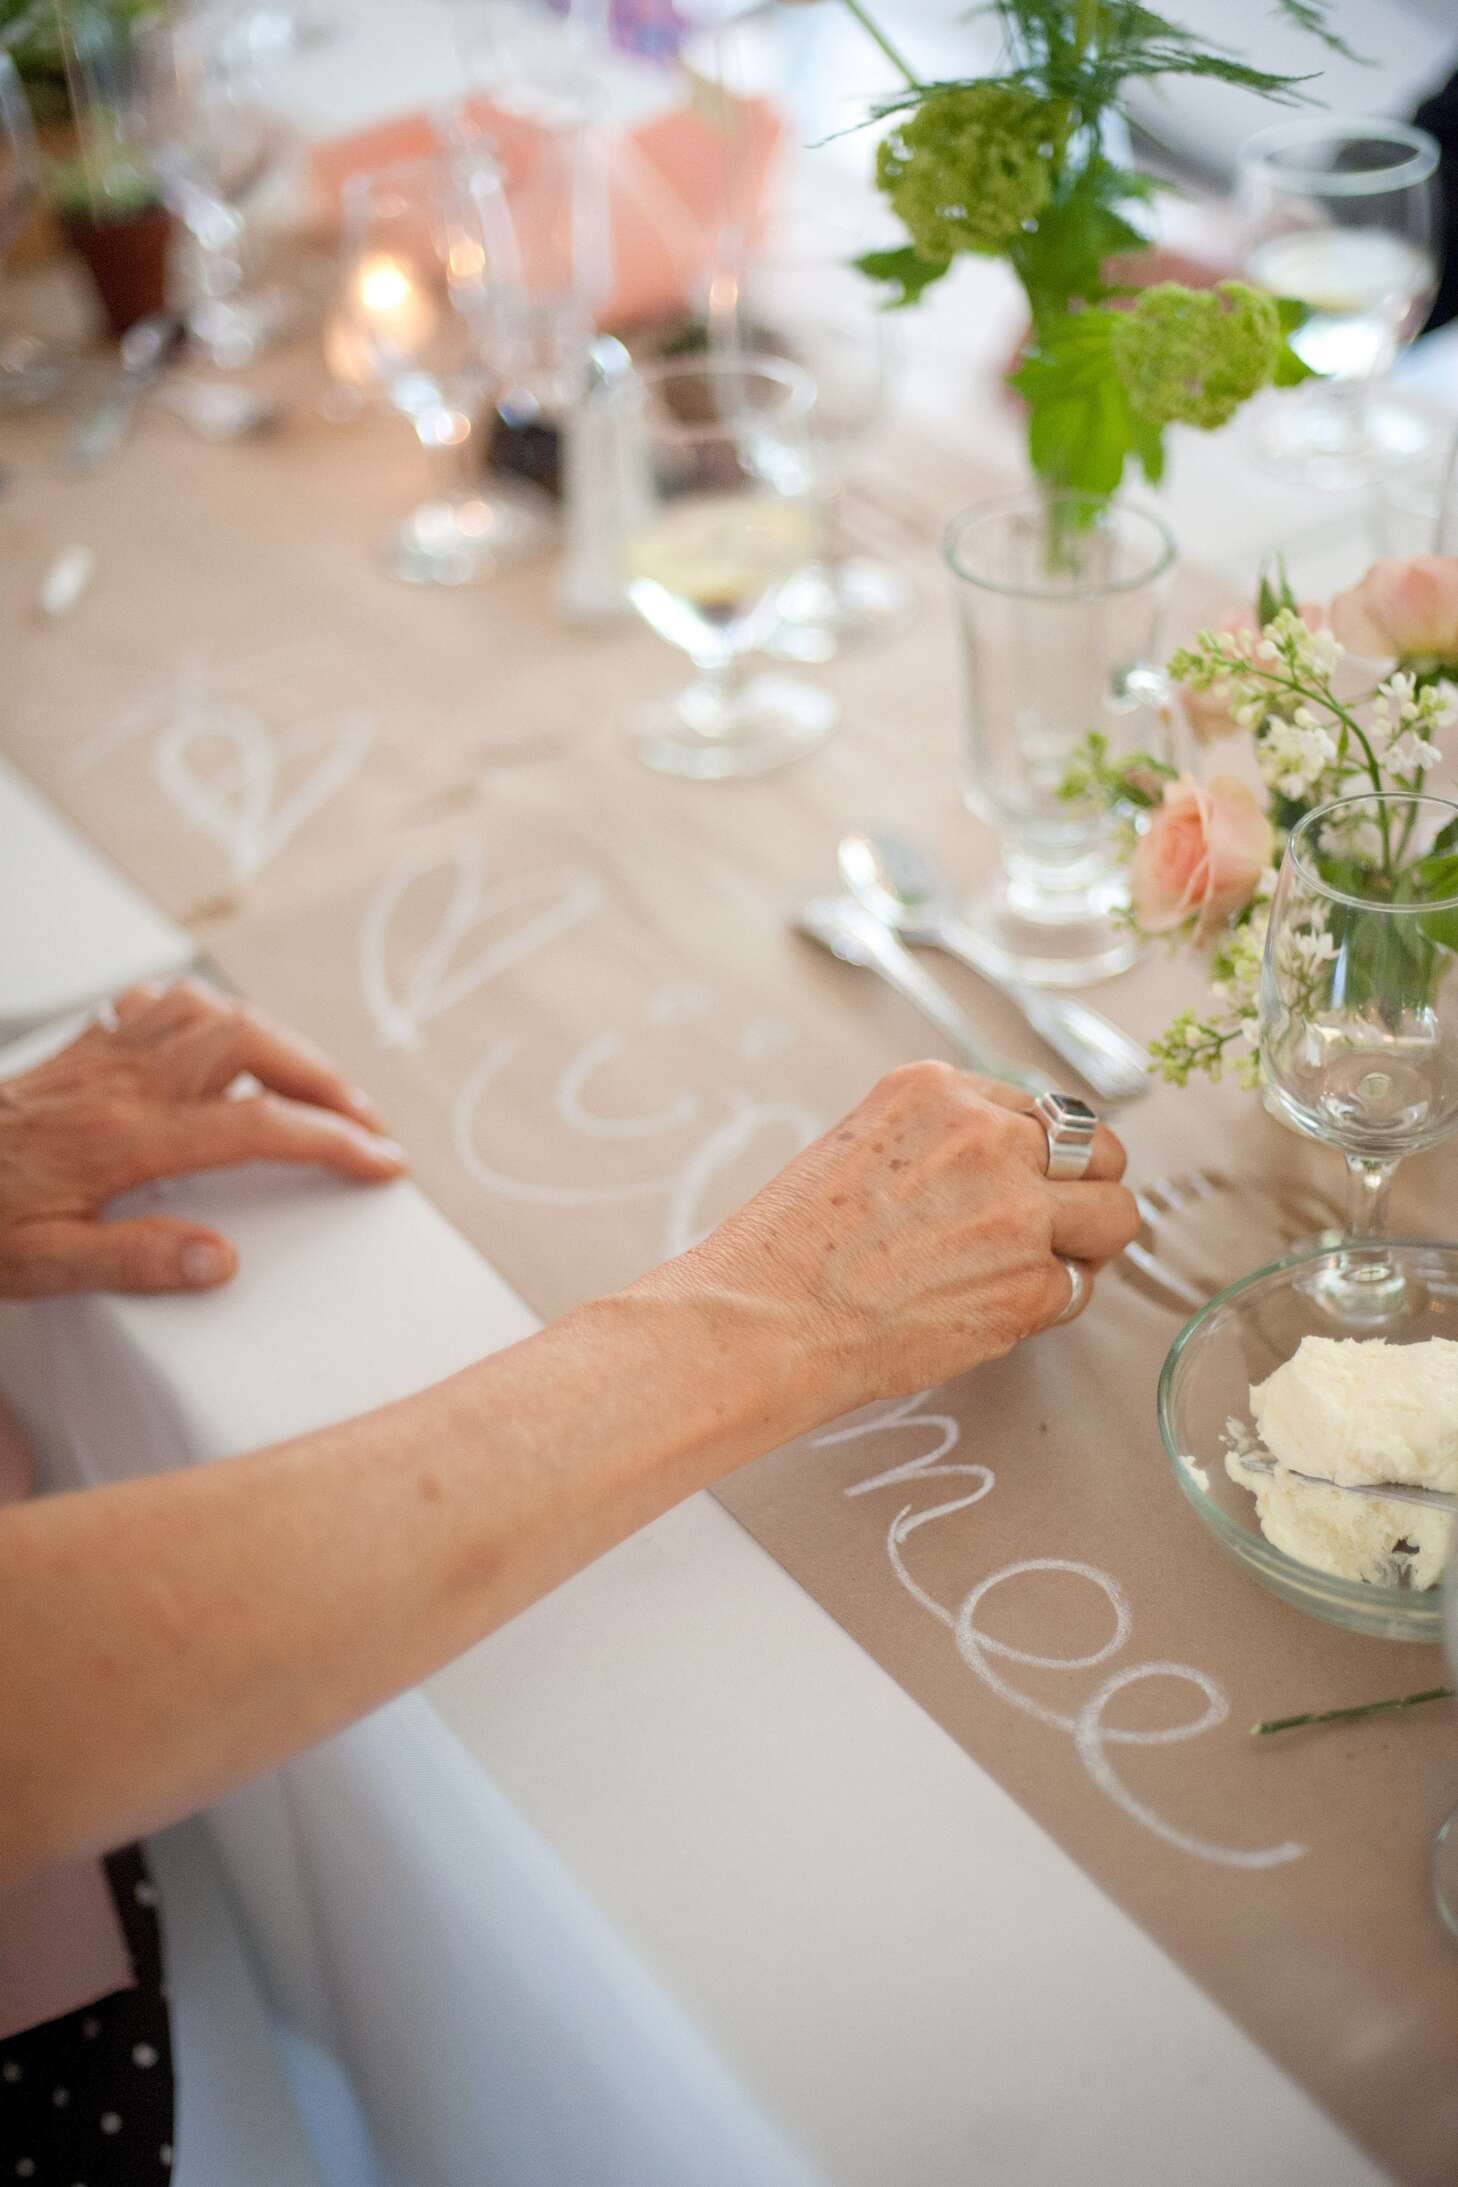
1328 556 1458 663
1130 774 1273 944
1178 601 1323 744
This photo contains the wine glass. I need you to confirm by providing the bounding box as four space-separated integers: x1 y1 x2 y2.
0 52 62 409
726 254 915 662
444 0 610 415
1240 117 1440 490
616 354 833 779
135 2 293 368
1260 792 1458 1327
337 154 551 586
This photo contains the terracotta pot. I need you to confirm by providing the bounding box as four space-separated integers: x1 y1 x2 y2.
61 204 173 337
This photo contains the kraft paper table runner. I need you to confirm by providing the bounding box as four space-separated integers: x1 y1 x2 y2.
4 380 1457 2185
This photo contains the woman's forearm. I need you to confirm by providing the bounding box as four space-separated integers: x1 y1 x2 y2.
0 1057 1142 1882
0 1266 824 1882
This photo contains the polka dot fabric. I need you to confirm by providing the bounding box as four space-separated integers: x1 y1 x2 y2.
0 1847 173 2182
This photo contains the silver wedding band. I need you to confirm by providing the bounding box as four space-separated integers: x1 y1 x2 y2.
1054 1254 1088 1325
1034 1090 1099 1182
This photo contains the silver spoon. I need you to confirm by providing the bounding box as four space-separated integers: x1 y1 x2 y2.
838 831 1150 1104
795 896 1051 1096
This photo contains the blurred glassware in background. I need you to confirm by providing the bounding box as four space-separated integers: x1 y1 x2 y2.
616 352 833 777
1241 116 1441 491
444 0 612 417
0 52 64 407
723 254 915 662
336 151 551 585
944 490 1175 988
1370 422 1458 560
136 1 297 368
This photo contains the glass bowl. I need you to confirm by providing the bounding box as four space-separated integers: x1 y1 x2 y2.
1157 1240 1458 1642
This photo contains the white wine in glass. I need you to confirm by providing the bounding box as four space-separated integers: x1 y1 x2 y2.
626 492 816 662
1241 118 1439 489
618 356 834 780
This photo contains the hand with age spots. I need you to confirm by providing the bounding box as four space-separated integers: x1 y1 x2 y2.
0 981 405 1299
671 1061 1140 1408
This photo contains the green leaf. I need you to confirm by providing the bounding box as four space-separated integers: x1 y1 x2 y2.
1128 406 1166 484
1271 0 1369 64
1271 335 1317 387
1257 555 1298 627
1014 308 1137 498
852 244 952 309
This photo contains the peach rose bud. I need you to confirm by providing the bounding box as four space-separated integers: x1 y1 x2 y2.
1130 774 1273 943
1329 556 1458 663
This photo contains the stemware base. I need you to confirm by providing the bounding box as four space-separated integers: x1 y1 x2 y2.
1296 1249 1417 1331
764 557 916 662
1436 1805 1458 1938
636 673 835 780
384 487 552 587
957 874 1139 988
0 335 65 409
1251 386 1437 492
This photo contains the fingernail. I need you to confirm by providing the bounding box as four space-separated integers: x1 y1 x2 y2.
181 1241 231 1286
347 1085 384 1123
363 1135 406 1167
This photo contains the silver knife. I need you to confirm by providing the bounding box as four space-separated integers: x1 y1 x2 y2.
67 313 183 474
1232 1442 1458 1513
795 896 1053 1096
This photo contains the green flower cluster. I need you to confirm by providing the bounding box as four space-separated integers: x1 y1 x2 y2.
876 84 1053 263
1111 281 1282 430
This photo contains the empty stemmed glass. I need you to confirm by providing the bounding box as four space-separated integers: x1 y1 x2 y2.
728 255 915 661
1260 793 1458 1327
136 3 293 368
616 354 833 779
1241 117 1440 489
338 154 550 585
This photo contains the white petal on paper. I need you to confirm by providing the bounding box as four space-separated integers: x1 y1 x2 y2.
38 545 95 620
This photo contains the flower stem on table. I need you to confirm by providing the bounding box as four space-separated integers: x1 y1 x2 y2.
1253 1686 1456 1736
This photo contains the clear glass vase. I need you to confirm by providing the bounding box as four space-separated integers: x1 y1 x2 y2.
943 490 1176 988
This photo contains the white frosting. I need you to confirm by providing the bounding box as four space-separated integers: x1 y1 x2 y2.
1232 1336 1458 1591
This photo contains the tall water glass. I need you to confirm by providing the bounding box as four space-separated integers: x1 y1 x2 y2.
943 490 1175 987
1260 793 1458 1327
1241 118 1440 490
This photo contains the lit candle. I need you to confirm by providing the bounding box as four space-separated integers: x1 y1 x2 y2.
351 251 439 359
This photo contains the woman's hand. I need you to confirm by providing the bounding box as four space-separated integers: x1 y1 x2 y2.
0 981 404 1299
672 1061 1141 1413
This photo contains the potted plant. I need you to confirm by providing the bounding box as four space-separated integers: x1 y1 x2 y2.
18 0 174 335
51 146 170 334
